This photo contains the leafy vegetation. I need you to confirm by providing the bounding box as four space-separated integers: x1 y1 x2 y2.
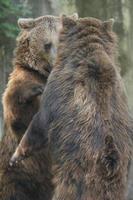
0 0 31 50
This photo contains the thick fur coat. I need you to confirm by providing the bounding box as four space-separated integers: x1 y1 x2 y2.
11 16 133 200
0 15 61 200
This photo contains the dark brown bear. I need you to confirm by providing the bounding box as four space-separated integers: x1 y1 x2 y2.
0 15 62 200
10 16 133 200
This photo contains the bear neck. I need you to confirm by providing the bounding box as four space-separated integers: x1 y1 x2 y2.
13 45 51 79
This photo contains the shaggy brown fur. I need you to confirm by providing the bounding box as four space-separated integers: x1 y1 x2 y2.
3 15 61 137
10 16 133 200
0 15 62 200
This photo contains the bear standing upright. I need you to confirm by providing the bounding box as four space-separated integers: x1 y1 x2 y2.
3 15 61 137
0 15 61 200
11 16 133 200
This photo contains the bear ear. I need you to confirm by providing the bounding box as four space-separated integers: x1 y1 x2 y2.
61 14 77 30
18 18 35 29
69 13 79 20
103 18 114 31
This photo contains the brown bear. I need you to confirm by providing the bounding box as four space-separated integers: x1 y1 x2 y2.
0 15 62 200
2 15 62 137
10 16 133 200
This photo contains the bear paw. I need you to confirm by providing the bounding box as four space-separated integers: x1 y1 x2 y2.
18 83 44 104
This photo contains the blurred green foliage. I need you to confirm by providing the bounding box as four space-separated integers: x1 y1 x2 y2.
0 0 31 50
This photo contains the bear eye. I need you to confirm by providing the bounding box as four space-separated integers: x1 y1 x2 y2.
44 42 52 51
